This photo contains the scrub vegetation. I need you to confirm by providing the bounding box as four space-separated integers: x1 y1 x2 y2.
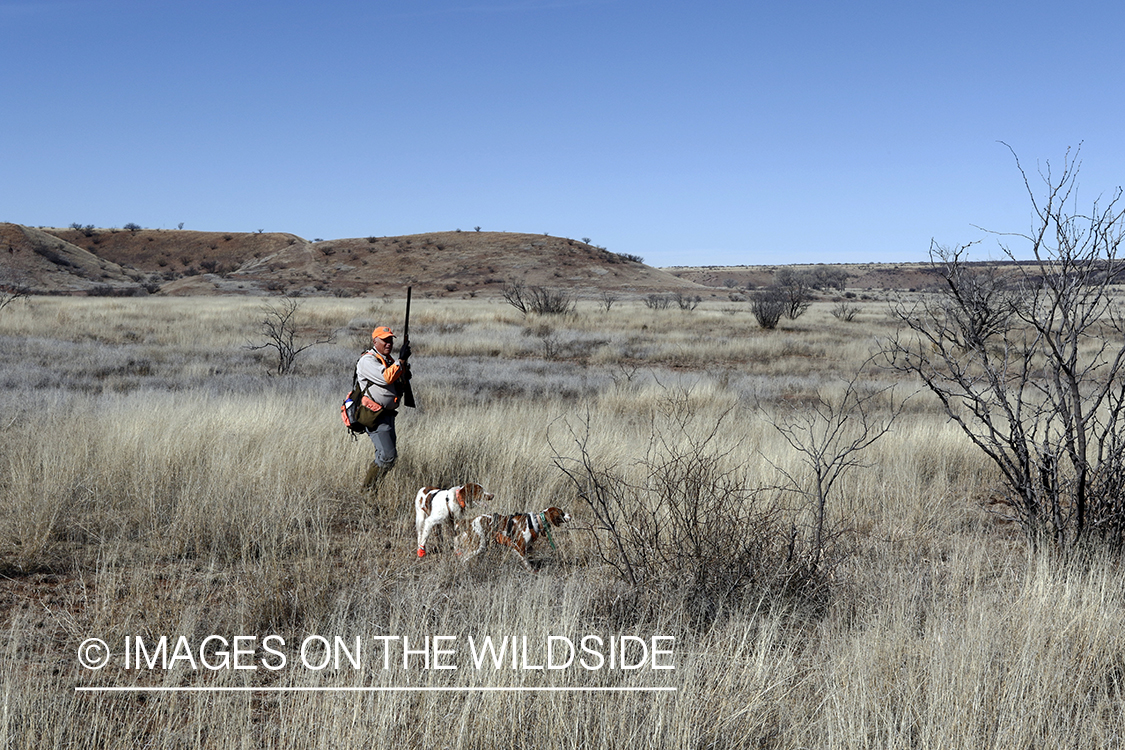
3 292 1125 748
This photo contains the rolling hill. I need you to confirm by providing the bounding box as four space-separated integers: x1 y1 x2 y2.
2 222 954 298
2 224 707 297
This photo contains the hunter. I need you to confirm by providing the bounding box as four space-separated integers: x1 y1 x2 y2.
357 326 411 489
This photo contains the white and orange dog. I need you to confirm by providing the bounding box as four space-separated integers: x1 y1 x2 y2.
414 483 494 558
458 507 571 571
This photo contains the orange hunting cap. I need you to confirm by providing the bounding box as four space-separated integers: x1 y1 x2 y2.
371 326 395 340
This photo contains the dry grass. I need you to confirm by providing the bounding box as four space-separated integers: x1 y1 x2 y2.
2 296 1123 748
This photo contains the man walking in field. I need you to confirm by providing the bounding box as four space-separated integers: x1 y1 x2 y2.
357 326 411 490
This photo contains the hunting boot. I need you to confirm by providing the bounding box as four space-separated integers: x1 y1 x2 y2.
362 461 386 491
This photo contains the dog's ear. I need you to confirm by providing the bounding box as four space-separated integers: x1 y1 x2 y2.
455 487 466 509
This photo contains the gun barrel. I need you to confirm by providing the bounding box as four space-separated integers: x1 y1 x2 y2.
404 286 412 343
401 286 416 409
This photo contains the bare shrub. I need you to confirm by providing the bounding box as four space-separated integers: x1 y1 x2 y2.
830 301 860 322
773 269 813 319
777 265 849 292
674 292 701 311
764 367 902 566
553 403 828 624
751 289 787 329
525 323 559 360
886 145 1125 553
784 286 812 319
501 280 575 316
809 265 849 290
527 286 575 315
0 274 29 314
643 293 670 310
501 280 529 314
245 297 335 375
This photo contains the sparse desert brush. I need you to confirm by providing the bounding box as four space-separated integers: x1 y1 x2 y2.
2 296 1124 748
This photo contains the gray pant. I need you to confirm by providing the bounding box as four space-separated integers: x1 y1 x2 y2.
366 412 397 468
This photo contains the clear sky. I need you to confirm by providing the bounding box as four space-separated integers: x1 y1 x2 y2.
3 0 1123 266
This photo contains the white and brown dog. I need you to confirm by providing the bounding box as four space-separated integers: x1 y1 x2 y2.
458 507 571 571
414 483 494 558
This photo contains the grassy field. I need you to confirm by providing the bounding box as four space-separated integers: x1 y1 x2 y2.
2 295 1123 749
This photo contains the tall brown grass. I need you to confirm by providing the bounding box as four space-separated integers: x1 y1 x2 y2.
1 296 1122 748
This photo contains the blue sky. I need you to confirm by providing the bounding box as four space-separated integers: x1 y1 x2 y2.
2 0 1123 266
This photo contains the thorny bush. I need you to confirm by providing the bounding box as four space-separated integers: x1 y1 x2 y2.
551 396 835 627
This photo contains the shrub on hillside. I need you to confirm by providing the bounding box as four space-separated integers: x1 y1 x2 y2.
501 280 575 316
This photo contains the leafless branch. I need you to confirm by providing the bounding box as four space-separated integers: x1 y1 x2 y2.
884 145 1125 552
245 297 335 375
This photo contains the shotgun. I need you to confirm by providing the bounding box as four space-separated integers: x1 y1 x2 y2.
401 287 416 409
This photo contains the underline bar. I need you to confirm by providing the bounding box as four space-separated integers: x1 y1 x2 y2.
76 686 677 693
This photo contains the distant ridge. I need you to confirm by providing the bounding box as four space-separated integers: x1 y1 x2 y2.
2 224 705 297
4 222 967 298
